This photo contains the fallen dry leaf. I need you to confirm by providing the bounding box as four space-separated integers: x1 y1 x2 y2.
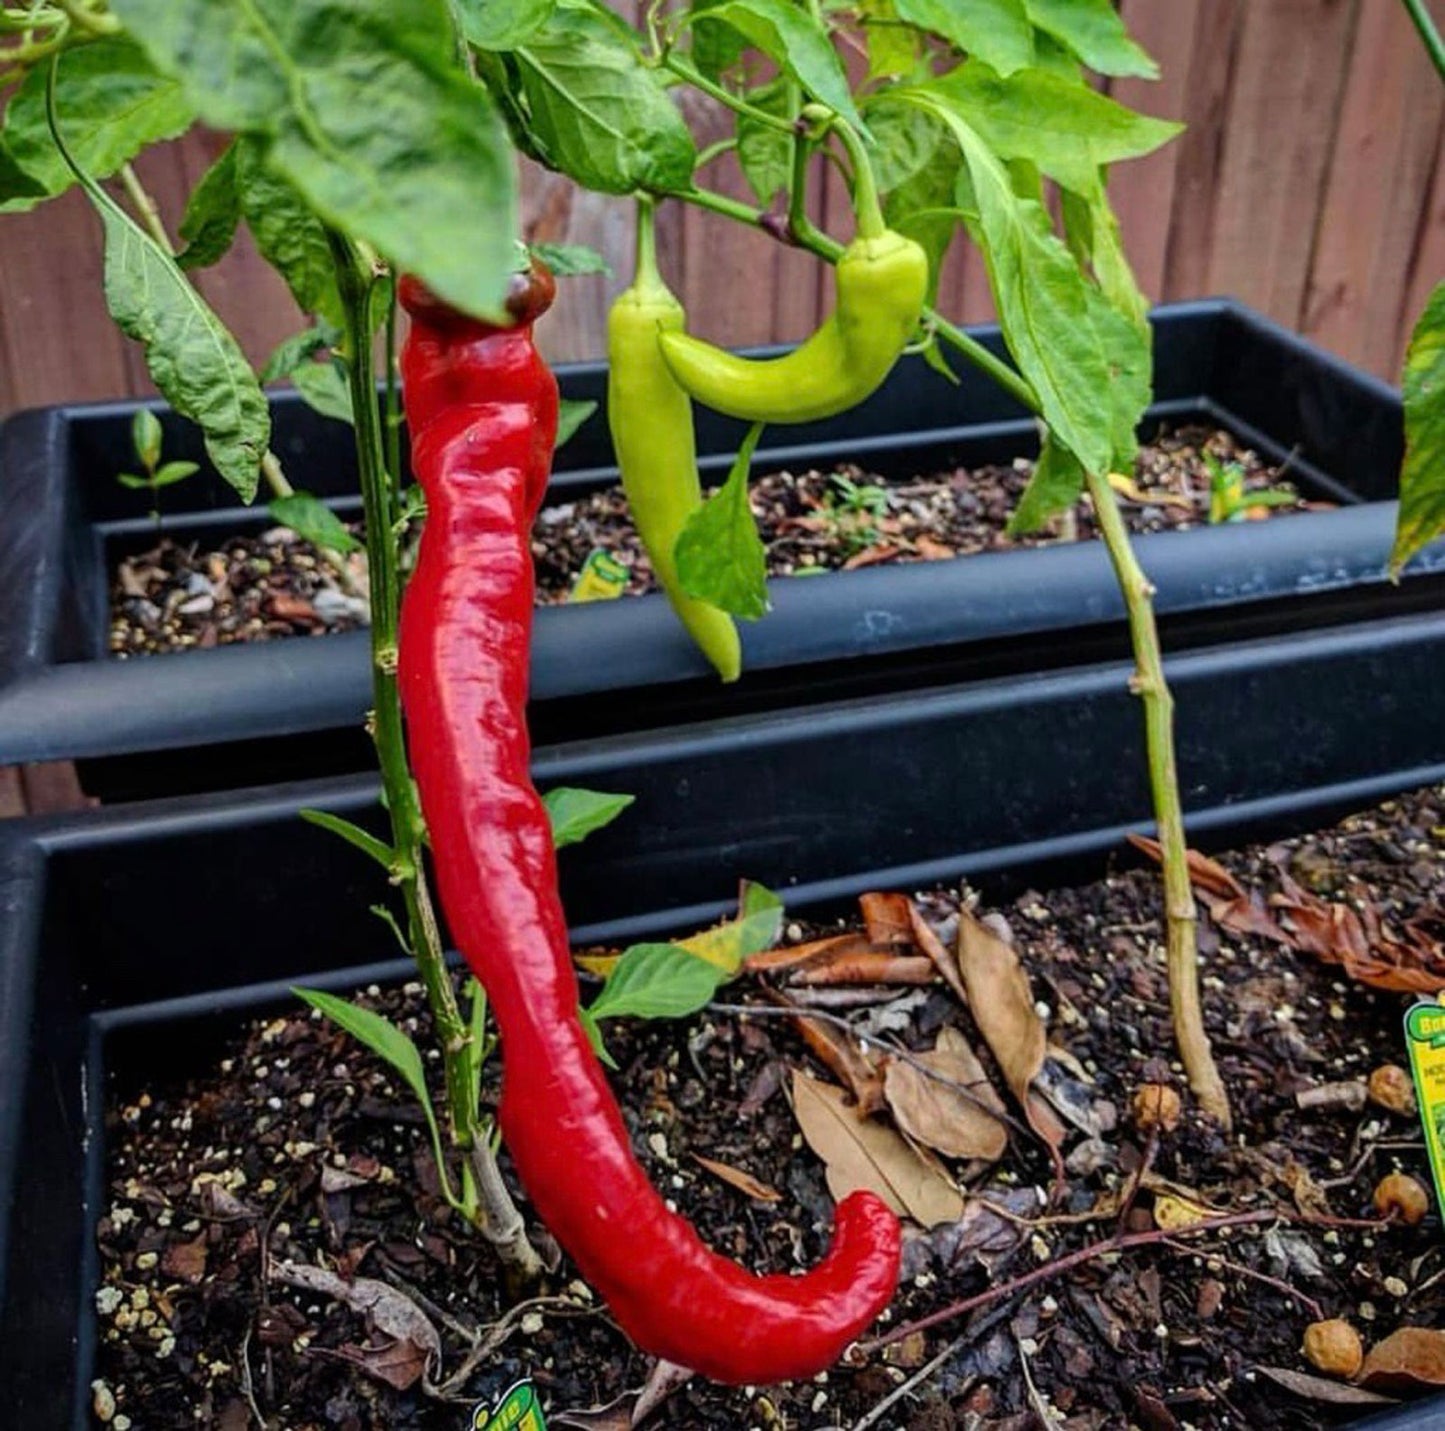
1253 1366 1396 1406
1151 1192 1219 1231
1358 1327 1445 1394
882 1028 1009 1163
1035 1058 1117 1138
861 891 914 945
326 1337 432 1393
929 1190 1034 1272
744 932 873 975
791 1070 964 1226
691 1154 781 1203
160 1234 208 1284
779 995 884 1113
1128 835 1244 900
908 901 970 1006
793 952 936 986
551 1359 695 1428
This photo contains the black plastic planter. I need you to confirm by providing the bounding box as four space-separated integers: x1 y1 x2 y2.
0 299 1438 790
3 611 1445 1424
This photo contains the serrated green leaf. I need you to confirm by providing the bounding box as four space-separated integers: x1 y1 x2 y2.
260 326 336 384
459 0 555 49
893 0 1033 75
556 398 597 449
300 806 393 868
151 459 199 488
530 241 611 277
234 139 343 328
1007 434 1083 534
675 423 769 620
290 359 354 425
903 96 1113 474
926 62 1181 194
177 141 241 270
270 492 361 554
1 37 193 214
1024 0 1157 78
513 2 696 193
1391 282 1445 577
702 0 862 129
588 942 726 1024
112 0 517 321
543 787 635 849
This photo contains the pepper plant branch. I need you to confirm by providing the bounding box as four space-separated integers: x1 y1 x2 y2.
1083 468 1230 1130
661 51 795 133
1402 0 1445 85
118 160 172 254
325 227 540 1282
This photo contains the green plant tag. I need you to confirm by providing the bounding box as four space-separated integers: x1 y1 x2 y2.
1403 994 1445 1220
472 1379 546 1429
568 549 629 603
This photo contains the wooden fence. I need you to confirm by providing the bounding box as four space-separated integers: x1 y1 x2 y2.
2 0 1442 416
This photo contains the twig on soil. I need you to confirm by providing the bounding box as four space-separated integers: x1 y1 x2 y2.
1159 1236 1324 1320
1114 1131 1159 1234
1016 1334 1057 1425
435 1295 600 1401
857 1209 1278 1353
238 1324 266 1429
1318 1138 1425 1191
847 1335 974 1431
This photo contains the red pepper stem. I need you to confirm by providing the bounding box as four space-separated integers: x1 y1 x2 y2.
326 229 541 1283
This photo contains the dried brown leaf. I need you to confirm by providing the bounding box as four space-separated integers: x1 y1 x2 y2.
793 952 936 986
160 1234 208 1284
744 932 873 975
329 1337 430 1392
781 997 885 1114
908 901 970 1006
882 1028 1009 1162
691 1154 781 1203
1128 835 1244 900
790 1071 964 1226
1253 1366 1397 1406
860 891 914 945
1358 1327 1445 1393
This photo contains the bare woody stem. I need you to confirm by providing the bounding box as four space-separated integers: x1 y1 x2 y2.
326 228 541 1284
1083 469 1230 1130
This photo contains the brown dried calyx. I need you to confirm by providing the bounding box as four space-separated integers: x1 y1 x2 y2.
1131 1083 1182 1133
1301 1318 1364 1378
1373 1171 1431 1226
1367 1064 1418 1117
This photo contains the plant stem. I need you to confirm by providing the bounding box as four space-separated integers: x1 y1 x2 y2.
1083 468 1230 1130
325 227 541 1285
1402 0 1445 85
118 161 173 254
384 280 402 498
801 105 885 239
662 52 795 132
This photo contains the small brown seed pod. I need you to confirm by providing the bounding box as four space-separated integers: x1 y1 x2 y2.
1373 1171 1431 1226
1131 1083 1182 1133
1367 1064 1418 1117
1301 1319 1364 1378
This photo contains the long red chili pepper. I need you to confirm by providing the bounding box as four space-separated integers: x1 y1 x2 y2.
396 264 900 1384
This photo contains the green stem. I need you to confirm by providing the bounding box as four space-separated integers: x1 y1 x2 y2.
1402 0 1445 85
384 280 402 498
632 192 670 300
324 227 541 1283
801 105 884 239
118 161 173 255
1083 469 1231 1130
662 52 795 132
692 137 738 173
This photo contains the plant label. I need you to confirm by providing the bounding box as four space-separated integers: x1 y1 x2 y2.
1403 995 1445 1219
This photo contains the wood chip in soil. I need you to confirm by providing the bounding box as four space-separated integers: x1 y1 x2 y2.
93 786 1442 1429
110 426 1319 656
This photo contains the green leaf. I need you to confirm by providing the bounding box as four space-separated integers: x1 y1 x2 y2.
116 472 151 490
234 139 343 328
73 183 269 500
270 491 362 554
543 787 635 849
577 1006 618 1068
588 942 726 1024
177 141 241 270
512 2 696 193
292 986 453 1198
0 37 193 213
459 0 555 49
860 0 920 80
677 880 784 973
867 98 946 193
880 121 962 301
926 62 1181 194
290 359 355 424
675 423 769 621
151 459 199 488
904 97 1113 474
530 241 611 277
1086 281 1150 471
893 0 1034 76
300 806 393 868
1391 282 1445 577
112 0 518 321
132 408 163 470
556 397 598 449
0 142 44 207
1007 434 1084 534
736 79 792 206
1060 177 1150 332
1024 0 1157 79
702 0 862 129
260 325 336 384
461 976 491 1125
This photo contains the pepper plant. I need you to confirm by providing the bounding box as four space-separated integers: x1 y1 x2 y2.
2 0 1232 1361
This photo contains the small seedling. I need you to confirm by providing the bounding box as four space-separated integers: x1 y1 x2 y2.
820 471 891 555
1204 450 1297 524
116 409 198 527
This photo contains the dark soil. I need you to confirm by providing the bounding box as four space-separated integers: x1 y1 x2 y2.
92 785 1436 1431
109 426 1317 657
